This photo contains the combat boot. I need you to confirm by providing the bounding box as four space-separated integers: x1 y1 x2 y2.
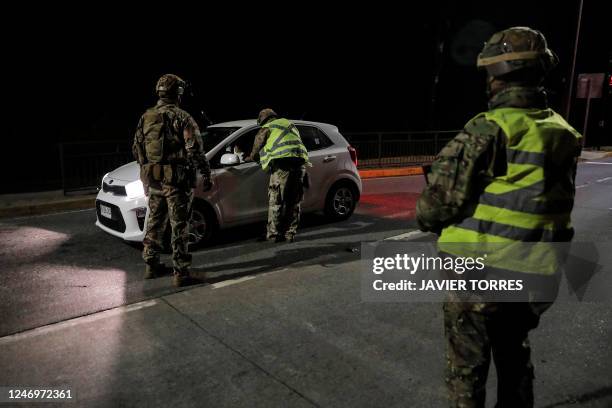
144 262 165 279
172 269 202 287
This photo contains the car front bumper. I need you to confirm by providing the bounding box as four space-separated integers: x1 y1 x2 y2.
95 189 148 242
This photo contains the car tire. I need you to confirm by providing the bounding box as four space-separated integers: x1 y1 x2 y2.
188 200 217 248
324 181 358 221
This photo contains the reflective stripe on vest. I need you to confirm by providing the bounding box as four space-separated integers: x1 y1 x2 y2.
438 107 581 274
260 118 309 170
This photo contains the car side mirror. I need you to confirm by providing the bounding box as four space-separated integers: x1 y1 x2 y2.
220 153 240 166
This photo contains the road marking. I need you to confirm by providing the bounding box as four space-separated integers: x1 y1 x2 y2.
384 230 429 240
583 162 612 165
364 175 422 180
0 300 157 345
298 221 372 237
192 242 254 256
212 276 256 289
597 177 612 183
576 184 588 189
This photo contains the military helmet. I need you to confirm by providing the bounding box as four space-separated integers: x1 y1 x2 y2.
155 74 185 97
477 27 558 77
257 108 278 126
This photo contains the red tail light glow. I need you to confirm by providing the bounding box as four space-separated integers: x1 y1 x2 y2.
348 146 358 167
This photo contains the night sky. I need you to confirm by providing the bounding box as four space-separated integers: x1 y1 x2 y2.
4 1 610 193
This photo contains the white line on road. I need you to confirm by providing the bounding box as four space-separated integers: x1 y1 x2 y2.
364 175 422 180
211 276 256 289
597 177 612 183
576 184 589 189
0 300 157 345
583 162 612 165
384 230 429 241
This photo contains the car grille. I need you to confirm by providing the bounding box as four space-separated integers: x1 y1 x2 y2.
102 182 126 196
96 200 126 233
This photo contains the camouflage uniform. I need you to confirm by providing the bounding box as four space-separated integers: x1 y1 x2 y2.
133 75 210 283
249 110 306 242
266 162 306 240
443 301 549 408
416 27 573 408
418 87 557 408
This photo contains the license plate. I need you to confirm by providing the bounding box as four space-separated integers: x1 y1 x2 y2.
100 204 112 219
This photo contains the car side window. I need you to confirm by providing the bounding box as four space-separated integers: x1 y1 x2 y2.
296 125 333 151
211 127 260 168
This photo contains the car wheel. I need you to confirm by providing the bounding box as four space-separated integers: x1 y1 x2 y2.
325 182 357 220
188 200 217 248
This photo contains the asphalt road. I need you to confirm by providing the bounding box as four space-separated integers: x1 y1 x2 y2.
0 175 426 337
0 161 611 407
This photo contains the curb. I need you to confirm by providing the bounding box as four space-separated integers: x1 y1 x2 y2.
0 197 96 219
578 150 612 161
359 166 424 179
0 166 426 219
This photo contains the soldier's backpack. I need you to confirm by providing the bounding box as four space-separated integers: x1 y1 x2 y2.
142 108 175 164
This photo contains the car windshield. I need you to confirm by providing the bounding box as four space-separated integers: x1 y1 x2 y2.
201 127 240 152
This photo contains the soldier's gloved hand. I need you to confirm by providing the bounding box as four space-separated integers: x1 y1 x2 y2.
202 178 213 192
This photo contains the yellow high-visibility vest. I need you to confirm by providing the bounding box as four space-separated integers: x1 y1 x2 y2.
439 107 582 275
260 118 309 170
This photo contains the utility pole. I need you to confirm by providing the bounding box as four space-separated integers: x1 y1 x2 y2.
564 0 585 120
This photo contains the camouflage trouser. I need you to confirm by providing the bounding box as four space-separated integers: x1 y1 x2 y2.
443 301 549 408
267 165 305 240
143 184 193 275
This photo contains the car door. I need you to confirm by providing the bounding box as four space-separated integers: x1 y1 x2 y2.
211 127 270 224
296 125 337 209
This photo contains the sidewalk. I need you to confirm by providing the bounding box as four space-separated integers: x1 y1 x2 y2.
579 149 612 161
0 261 450 407
0 190 97 219
1 255 611 407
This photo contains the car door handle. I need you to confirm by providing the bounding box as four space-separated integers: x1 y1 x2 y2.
323 155 336 163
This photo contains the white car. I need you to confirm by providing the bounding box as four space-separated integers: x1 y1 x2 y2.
95 119 362 245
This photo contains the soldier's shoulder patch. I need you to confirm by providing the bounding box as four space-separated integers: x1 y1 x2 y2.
464 115 501 141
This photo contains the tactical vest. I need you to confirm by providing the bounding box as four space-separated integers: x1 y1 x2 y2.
260 118 309 171
438 107 581 275
138 104 194 187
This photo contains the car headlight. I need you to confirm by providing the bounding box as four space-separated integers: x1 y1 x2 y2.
101 173 110 189
125 180 145 199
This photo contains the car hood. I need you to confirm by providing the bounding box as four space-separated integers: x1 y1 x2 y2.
108 161 139 182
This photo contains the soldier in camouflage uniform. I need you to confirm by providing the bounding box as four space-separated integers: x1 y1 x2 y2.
133 74 212 287
416 28 581 407
246 109 309 242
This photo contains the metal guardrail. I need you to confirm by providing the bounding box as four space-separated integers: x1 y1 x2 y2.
58 130 459 193
59 140 132 194
344 130 459 168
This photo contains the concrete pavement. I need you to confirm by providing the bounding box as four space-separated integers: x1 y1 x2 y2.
1 242 610 407
0 161 611 407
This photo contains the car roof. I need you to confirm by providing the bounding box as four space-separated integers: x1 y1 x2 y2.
208 119 338 133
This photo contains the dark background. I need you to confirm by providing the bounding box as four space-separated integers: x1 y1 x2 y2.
3 1 611 193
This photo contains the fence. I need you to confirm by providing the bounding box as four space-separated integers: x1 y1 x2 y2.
59 140 133 194
58 130 459 193
344 130 458 168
